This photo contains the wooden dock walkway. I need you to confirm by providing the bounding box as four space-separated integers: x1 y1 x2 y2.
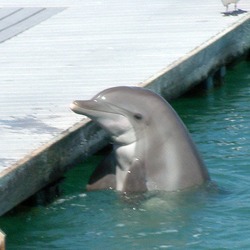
0 0 249 215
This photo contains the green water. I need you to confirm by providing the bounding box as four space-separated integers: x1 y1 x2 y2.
1 60 250 249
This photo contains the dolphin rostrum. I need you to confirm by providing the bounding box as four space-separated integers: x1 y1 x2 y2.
70 86 210 192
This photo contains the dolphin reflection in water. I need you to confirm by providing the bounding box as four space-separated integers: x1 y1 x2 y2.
70 86 210 193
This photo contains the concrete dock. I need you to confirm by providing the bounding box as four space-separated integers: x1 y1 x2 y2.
0 0 250 215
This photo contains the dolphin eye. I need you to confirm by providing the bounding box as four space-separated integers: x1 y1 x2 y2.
134 113 143 120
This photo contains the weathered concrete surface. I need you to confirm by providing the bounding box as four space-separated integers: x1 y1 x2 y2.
0 0 249 215
0 8 64 44
140 13 250 99
0 120 108 215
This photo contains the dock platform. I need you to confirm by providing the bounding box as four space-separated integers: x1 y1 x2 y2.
0 0 250 215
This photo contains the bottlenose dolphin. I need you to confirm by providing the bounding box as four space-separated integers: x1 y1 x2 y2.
70 86 210 192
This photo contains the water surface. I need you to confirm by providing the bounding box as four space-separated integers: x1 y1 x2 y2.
0 60 249 249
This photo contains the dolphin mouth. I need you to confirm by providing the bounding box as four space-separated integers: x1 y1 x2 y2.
70 99 137 145
70 99 131 118
70 100 116 116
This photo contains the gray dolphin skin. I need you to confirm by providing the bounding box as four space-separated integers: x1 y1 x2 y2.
70 86 210 192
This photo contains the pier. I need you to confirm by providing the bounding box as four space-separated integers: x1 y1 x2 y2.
0 0 250 216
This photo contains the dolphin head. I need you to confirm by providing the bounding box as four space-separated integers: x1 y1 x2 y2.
70 86 210 192
70 86 159 145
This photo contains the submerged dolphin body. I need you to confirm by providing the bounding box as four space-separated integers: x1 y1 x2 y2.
70 86 210 192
